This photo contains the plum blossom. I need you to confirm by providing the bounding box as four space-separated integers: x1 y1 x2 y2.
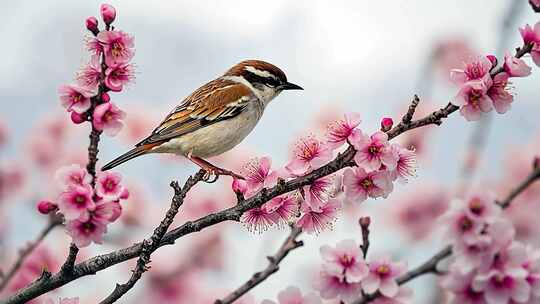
262 286 322 304
453 80 493 121
351 131 398 171
362 255 407 298
95 171 124 199
86 37 103 56
66 215 108 247
343 167 393 203
104 63 135 92
240 207 277 233
262 194 297 225
487 73 513 114
93 102 126 136
388 144 417 182
313 266 362 303
472 267 531 304
303 176 334 210
450 55 493 85
380 117 393 132
57 184 95 220
54 164 92 189
370 287 413 304
319 239 369 283
285 136 333 176
297 198 340 234
97 30 135 67
519 23 540 67
58 84 95 113
464 192 500 221
441 270 487 304
523 246 540 303
86 16 98 34
503 53 532 77
37 200 57 214
100 3 116 25
77 55 102 91
325 112 362 149
242 156 278 197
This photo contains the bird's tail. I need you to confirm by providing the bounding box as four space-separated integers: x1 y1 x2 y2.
101 145 154 171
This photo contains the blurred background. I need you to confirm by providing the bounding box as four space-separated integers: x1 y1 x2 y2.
1 0 540 303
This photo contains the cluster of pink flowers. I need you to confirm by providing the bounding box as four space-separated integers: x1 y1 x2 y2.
313 239 410 303
450 22 540 121
58 3 132 136
236 113 416 234
440 192 540 304
37 164 129 247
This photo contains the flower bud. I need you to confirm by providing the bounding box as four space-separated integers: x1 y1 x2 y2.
100 4 116 26
486 54 498 68
119 188 130 200
380 117 393 132
530 0 540 12
85 17 99 35
101 92 111 103
70 111 86 124
232 178 248 195
37 200 57 215
359 216 371 228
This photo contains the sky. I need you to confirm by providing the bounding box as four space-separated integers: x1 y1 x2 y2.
1 0 540 303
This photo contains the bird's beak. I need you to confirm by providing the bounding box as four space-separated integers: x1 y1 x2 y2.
279 82 303 90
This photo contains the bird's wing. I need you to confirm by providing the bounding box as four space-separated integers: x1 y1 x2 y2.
136 79 257 146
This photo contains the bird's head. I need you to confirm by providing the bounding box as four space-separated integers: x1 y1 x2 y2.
223 60 303 103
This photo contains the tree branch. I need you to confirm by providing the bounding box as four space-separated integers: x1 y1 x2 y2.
99 170 206 304
215 227 303 304
0 98 464 304
353 163 540 304
0 216 62 292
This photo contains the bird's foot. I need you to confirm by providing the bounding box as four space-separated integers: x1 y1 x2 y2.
187 154 244 183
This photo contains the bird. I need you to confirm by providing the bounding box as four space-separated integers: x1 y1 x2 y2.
101 59 303 180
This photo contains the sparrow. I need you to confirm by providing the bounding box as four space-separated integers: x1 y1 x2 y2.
102 60 303 180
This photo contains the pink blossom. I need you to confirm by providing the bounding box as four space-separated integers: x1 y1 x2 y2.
242 156 278 197
86 37 103 56
472 267 530 304
325 112 362 149
441 270 486 304
297 198 340 234
440 199 484 243
487 72 513 114
66 215 108 247
523 246 540 303
351 131 398 171
86 16 98 34
503 53 532 77
37 200 57 214
232 178 248 195
450 56 493 86
453 80 493 121
97 30 135 67
285 136 333 176
464 192 500 221
320 239 369 283
104 63 135 92
77 55 102 91
262 194 297 225
380 117 393 132
93 102 126 136
303 176 334 210
388 144 417 182
313 267 362 303
58 84 94 113
263 286 322 304
362 255 406 298
70 111 86 124
95 171 124 199
519 24 540 45
100 3 116 25
343 167 393 203
240 207 277 233
57 184 95 220
54 164 92 189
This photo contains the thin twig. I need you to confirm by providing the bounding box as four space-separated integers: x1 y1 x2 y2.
0 217 61 291
359 217 371 259
99 170 206 304
353 163 540 304
214 227 304 304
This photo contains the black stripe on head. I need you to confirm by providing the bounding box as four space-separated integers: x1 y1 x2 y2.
243 70 281 88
